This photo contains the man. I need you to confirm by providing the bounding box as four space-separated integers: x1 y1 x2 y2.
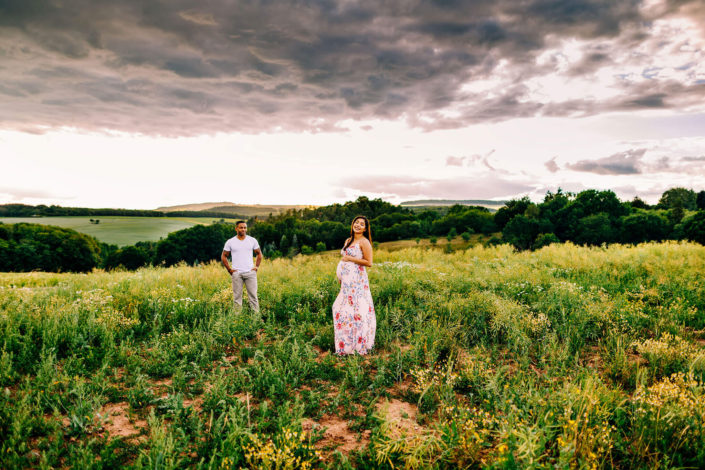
221 221 263 311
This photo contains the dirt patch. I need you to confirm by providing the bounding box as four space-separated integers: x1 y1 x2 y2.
183 396 204 412
152 377 173 387
375 399 421 439
583 346 604 371
374 346 408 361
386 342 413 355
151 377 173 399
501 358 519 377
387 375 413 397
303 415 370 456
529 363 547 376
313 346 331 363
222 355 238 362
100 402 147 441
112 367 126 381
627 352 648 366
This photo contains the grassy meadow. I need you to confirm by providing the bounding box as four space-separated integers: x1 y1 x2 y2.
1 242 704 468
0 217 238 246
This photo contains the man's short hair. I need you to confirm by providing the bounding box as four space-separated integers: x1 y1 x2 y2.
236 220 246 226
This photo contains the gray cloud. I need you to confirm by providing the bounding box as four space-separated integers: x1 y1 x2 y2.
446 156 466 166
650 154 705 173
545 157 559 173
1 0 704 135
566 148 647 175
445 150 495 168
340 174 534 199
554 148 705 176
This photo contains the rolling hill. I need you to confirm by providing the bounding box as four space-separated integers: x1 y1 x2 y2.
155 202 316 217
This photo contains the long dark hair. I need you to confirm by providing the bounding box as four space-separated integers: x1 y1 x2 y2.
344 215 372 250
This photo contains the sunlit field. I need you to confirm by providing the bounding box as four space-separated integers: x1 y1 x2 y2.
0 217 238 246
1 242 704 468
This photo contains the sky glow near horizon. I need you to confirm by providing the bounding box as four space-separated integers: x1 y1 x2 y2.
1 0 704 209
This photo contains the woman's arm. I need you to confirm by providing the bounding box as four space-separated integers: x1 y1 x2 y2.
342 239 373 267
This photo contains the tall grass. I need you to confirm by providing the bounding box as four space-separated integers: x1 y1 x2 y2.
1 241 704 468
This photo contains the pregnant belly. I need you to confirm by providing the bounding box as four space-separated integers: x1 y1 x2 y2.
336 261 344 280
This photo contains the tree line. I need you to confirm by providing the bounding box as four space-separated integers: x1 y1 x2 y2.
497 188 705 250
0 203 241 219
0 222 238 273
247 196 496 257
0 188 703 272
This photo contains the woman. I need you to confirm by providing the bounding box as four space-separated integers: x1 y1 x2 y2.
332 216 376 355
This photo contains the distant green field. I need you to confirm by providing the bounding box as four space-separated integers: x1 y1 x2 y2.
0 216 238 246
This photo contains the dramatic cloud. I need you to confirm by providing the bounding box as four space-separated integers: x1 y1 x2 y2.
340 174 534 200
1 0 705 135
566 148 647 175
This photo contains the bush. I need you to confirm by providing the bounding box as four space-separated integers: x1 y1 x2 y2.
573 213 616 245
0 223 101 272
683 211 705 245
532 232 560 250
104 245 150 270
502 215 540 250
620 211 670 244
486 236 505 246
154 223 235 266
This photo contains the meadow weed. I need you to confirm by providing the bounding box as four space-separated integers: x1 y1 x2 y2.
1 242 704 467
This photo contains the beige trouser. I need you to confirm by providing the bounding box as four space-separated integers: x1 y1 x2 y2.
231 270 259 311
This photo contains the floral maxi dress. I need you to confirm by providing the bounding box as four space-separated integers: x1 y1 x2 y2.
333 243 376 355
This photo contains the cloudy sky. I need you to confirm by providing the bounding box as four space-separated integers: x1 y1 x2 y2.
1 0 704 209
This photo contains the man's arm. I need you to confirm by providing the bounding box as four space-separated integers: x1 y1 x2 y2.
253 248 263 271
221 250 234 274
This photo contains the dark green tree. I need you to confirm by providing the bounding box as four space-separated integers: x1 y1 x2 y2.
683 211 705 245
573 213 616 245
619 211 670 244
658 187 697 210
494 197 532 230
0 223 101 272
532 233 560 250
153 223 235 266
630 197 649 210
105 245 150 270
696 191 705 210
502 215 540 250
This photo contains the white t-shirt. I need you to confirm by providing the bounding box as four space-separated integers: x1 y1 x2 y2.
223 235 260 272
